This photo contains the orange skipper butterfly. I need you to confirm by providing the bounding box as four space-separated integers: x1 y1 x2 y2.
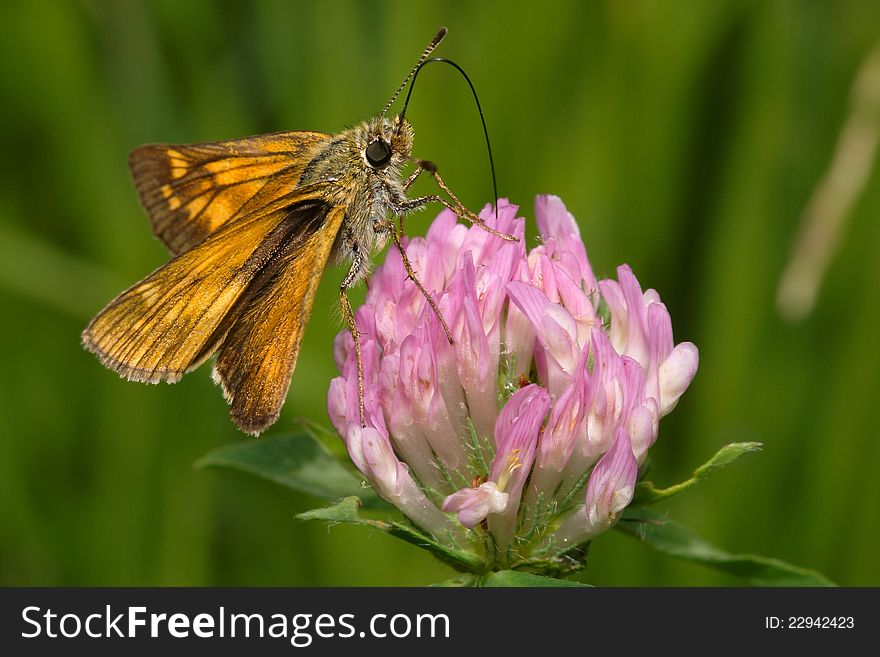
82 27 511 436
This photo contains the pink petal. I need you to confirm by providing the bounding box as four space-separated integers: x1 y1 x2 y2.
442 482 509 528
658 342 699 416
585 428 638 531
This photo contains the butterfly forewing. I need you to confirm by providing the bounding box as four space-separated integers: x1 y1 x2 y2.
130 131 333 255
212 202 346 435
82 195 333 385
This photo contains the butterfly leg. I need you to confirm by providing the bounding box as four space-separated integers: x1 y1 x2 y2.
375 219 453 344
397 161 517 242
339 253 368 428
402 164 426 192
397 161 429 234
393 192 462 219
396 161 453 233
424 162 517 242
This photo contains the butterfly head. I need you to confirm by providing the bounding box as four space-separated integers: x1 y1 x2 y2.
361 114 413 173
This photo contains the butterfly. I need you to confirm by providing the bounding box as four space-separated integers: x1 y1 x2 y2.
82 27 512 436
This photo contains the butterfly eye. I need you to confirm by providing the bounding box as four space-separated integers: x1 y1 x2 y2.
365 139 392 169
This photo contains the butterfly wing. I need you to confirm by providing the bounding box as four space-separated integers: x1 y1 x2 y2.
129 131 333 255
211 204 346 435
82 195 334 386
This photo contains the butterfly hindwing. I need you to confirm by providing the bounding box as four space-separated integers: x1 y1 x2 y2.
81 195 334 386
212 204 346 435
129 131 333 255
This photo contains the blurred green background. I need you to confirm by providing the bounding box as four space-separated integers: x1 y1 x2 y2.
1 0 878 586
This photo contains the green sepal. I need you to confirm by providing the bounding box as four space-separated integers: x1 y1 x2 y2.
509 542 591 579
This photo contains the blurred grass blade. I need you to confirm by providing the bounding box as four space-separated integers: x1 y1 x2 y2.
196 432 386 508
776 39 880 321
618 509 835 586
631 442 762 507
0 222 123 320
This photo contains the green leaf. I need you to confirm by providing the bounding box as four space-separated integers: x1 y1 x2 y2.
298 498 485 573
631 442 763 507
383 520 485 573
297 496 373 525
430 574 479 587
295 417 350 461
196 432 386 508
617 509 835 586
481 571 592 587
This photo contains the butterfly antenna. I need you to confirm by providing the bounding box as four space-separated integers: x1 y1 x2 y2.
381 27 448 118
397 56 499 221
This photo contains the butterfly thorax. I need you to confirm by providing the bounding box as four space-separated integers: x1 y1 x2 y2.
295 116 413 273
